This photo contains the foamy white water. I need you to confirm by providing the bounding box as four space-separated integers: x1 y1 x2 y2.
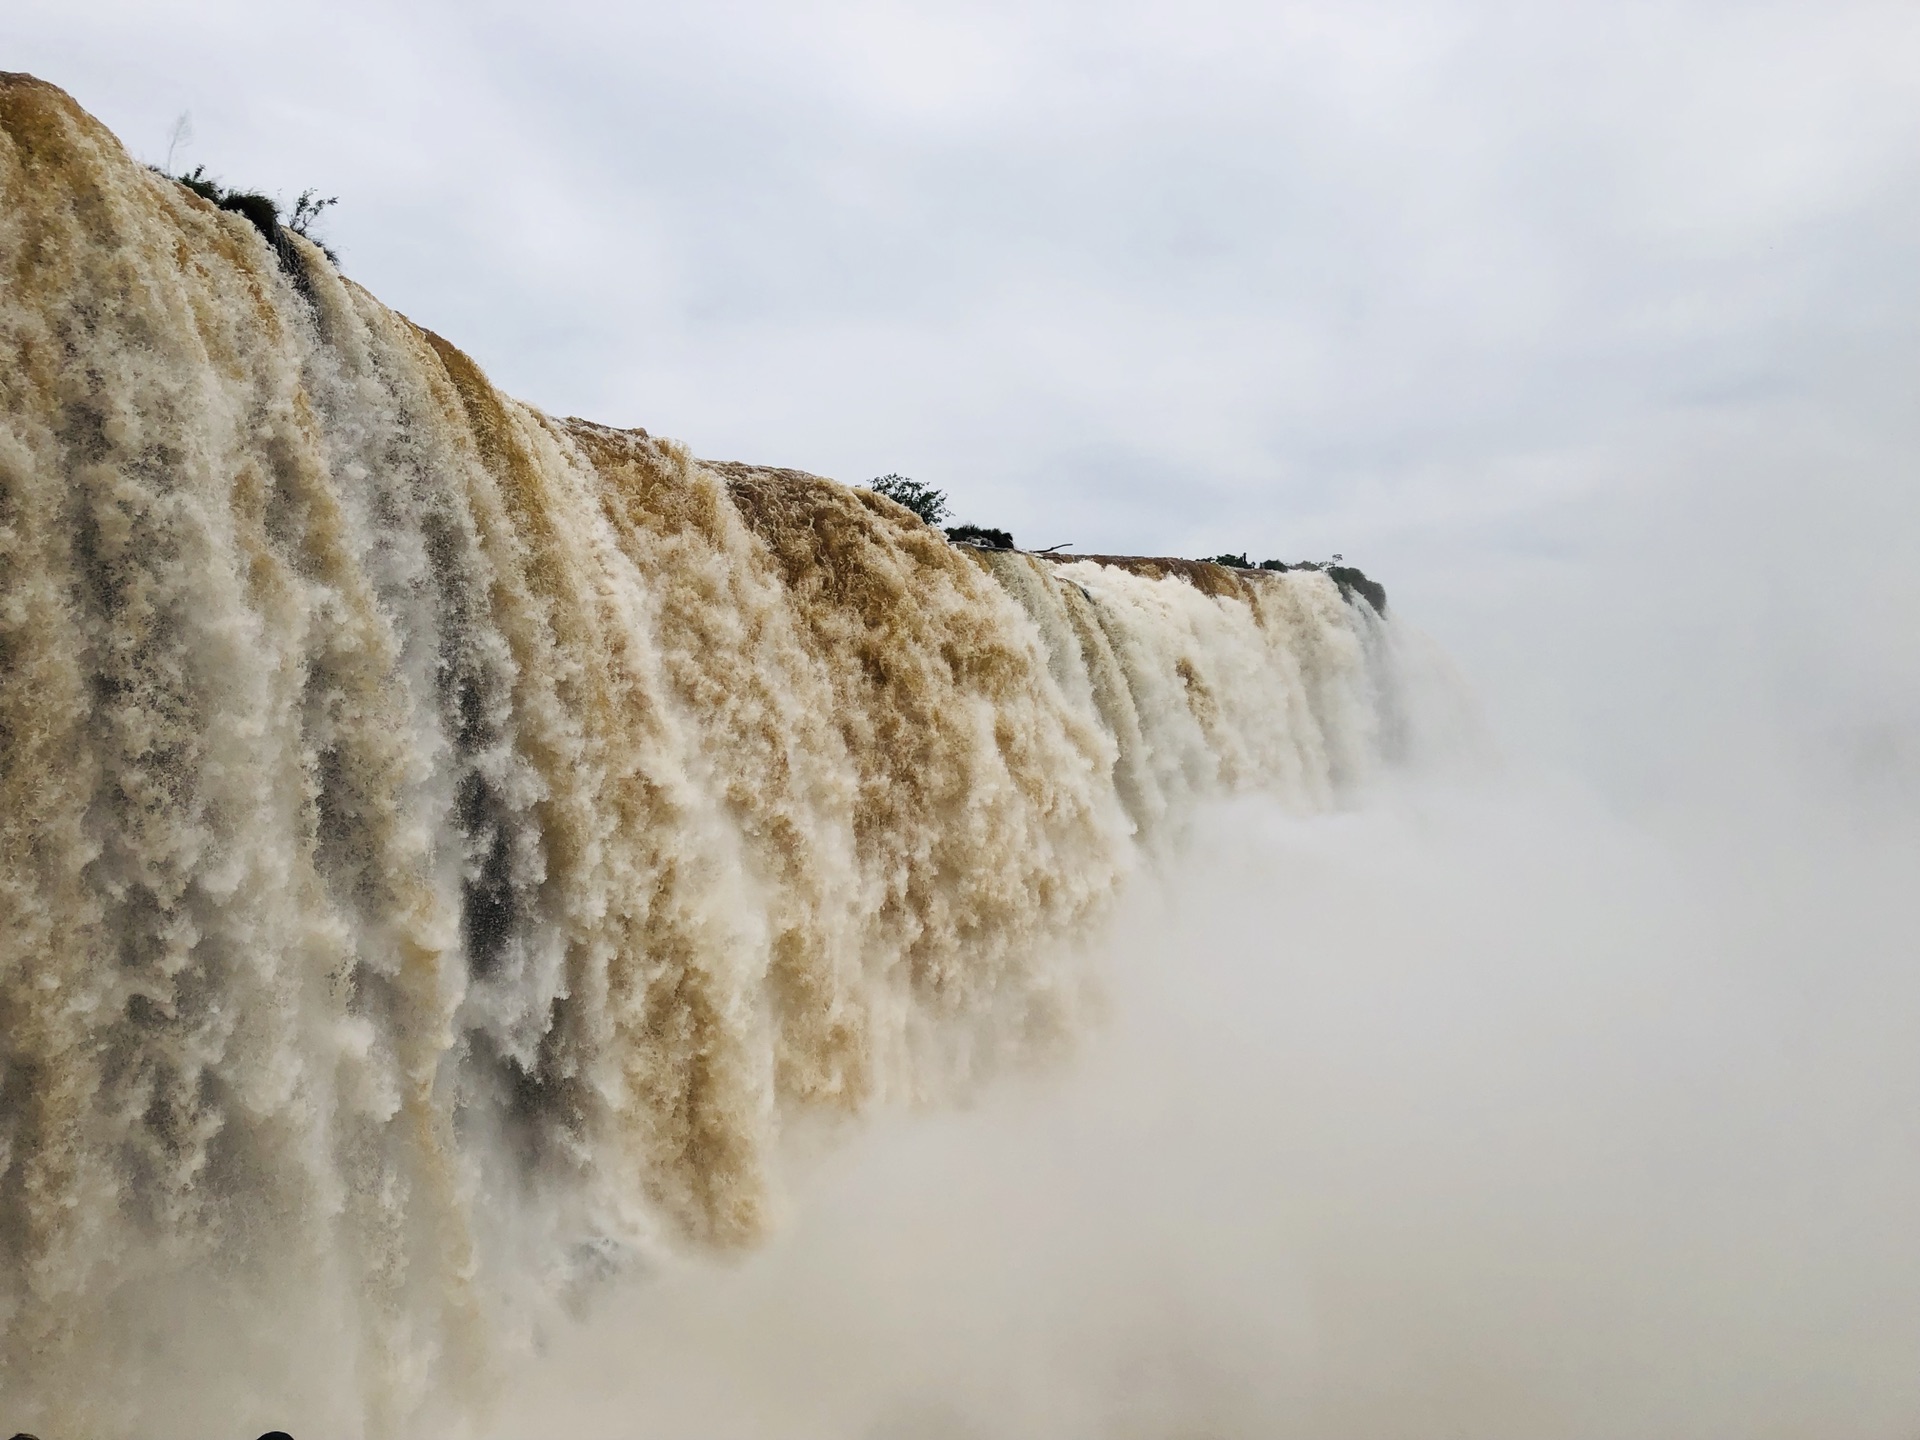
7 68 1917 1440
487 790 1920 1440
0 75 1466 1435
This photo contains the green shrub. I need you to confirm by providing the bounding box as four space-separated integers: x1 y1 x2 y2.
945 524 1016 550
1326 564 1387 614
287 188 339 249
1210 553 1389 613
154 163 340 270
868 474 950 527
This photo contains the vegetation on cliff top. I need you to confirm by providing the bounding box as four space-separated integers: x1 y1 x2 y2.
945 523 1017 550
868 475 1017 551
152 163 340 272
1207 553 1387 614
870 478 1382 611
868 474 950 527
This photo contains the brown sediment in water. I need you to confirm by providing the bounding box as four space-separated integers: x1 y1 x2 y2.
0 73 1426 1435
1049 554 1259 601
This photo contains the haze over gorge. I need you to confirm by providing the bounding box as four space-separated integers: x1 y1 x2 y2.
0 75 1488 1435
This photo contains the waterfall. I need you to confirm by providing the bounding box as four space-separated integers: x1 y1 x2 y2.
0 73 1453 1434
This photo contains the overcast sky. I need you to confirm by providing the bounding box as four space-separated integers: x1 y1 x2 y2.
11 0 1920 792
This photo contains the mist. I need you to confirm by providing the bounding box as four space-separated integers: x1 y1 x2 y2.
479 770 1920 1439
7 3 1920 1435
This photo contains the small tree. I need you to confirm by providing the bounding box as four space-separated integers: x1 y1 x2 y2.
288 188 339 243
869 474 949 527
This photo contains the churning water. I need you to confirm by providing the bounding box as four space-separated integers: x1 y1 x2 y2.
0 74 1479 1435
9 71 1917 1440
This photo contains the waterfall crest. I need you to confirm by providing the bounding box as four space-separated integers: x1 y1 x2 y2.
0 74 1449 1431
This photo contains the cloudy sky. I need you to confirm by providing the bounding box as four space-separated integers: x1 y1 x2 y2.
11 0 1920 789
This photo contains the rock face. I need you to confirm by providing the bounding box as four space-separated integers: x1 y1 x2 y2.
0 72 1428 1433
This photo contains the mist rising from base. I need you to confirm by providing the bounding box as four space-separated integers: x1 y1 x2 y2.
488 788 1920 1440
7 69 1917 1440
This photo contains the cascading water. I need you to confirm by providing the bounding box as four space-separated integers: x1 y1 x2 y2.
0 74 1456 1434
